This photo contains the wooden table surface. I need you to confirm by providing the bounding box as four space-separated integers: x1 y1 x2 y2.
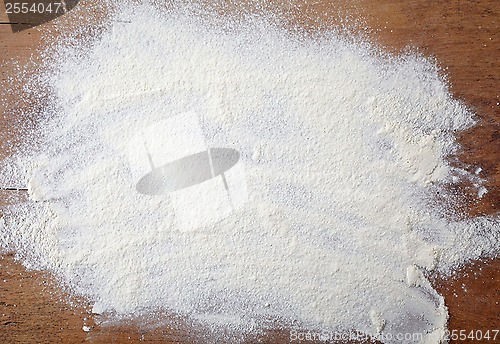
0 0 498 343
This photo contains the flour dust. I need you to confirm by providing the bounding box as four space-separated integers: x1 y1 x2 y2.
0 2 498 343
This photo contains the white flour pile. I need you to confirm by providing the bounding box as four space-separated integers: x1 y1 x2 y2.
1 2 499 343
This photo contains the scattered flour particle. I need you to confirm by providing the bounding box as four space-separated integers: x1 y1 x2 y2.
478 186 488 198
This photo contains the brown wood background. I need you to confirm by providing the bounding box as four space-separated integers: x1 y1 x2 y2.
0 0 498 343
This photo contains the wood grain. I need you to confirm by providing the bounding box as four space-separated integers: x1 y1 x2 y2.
0 0 498 343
